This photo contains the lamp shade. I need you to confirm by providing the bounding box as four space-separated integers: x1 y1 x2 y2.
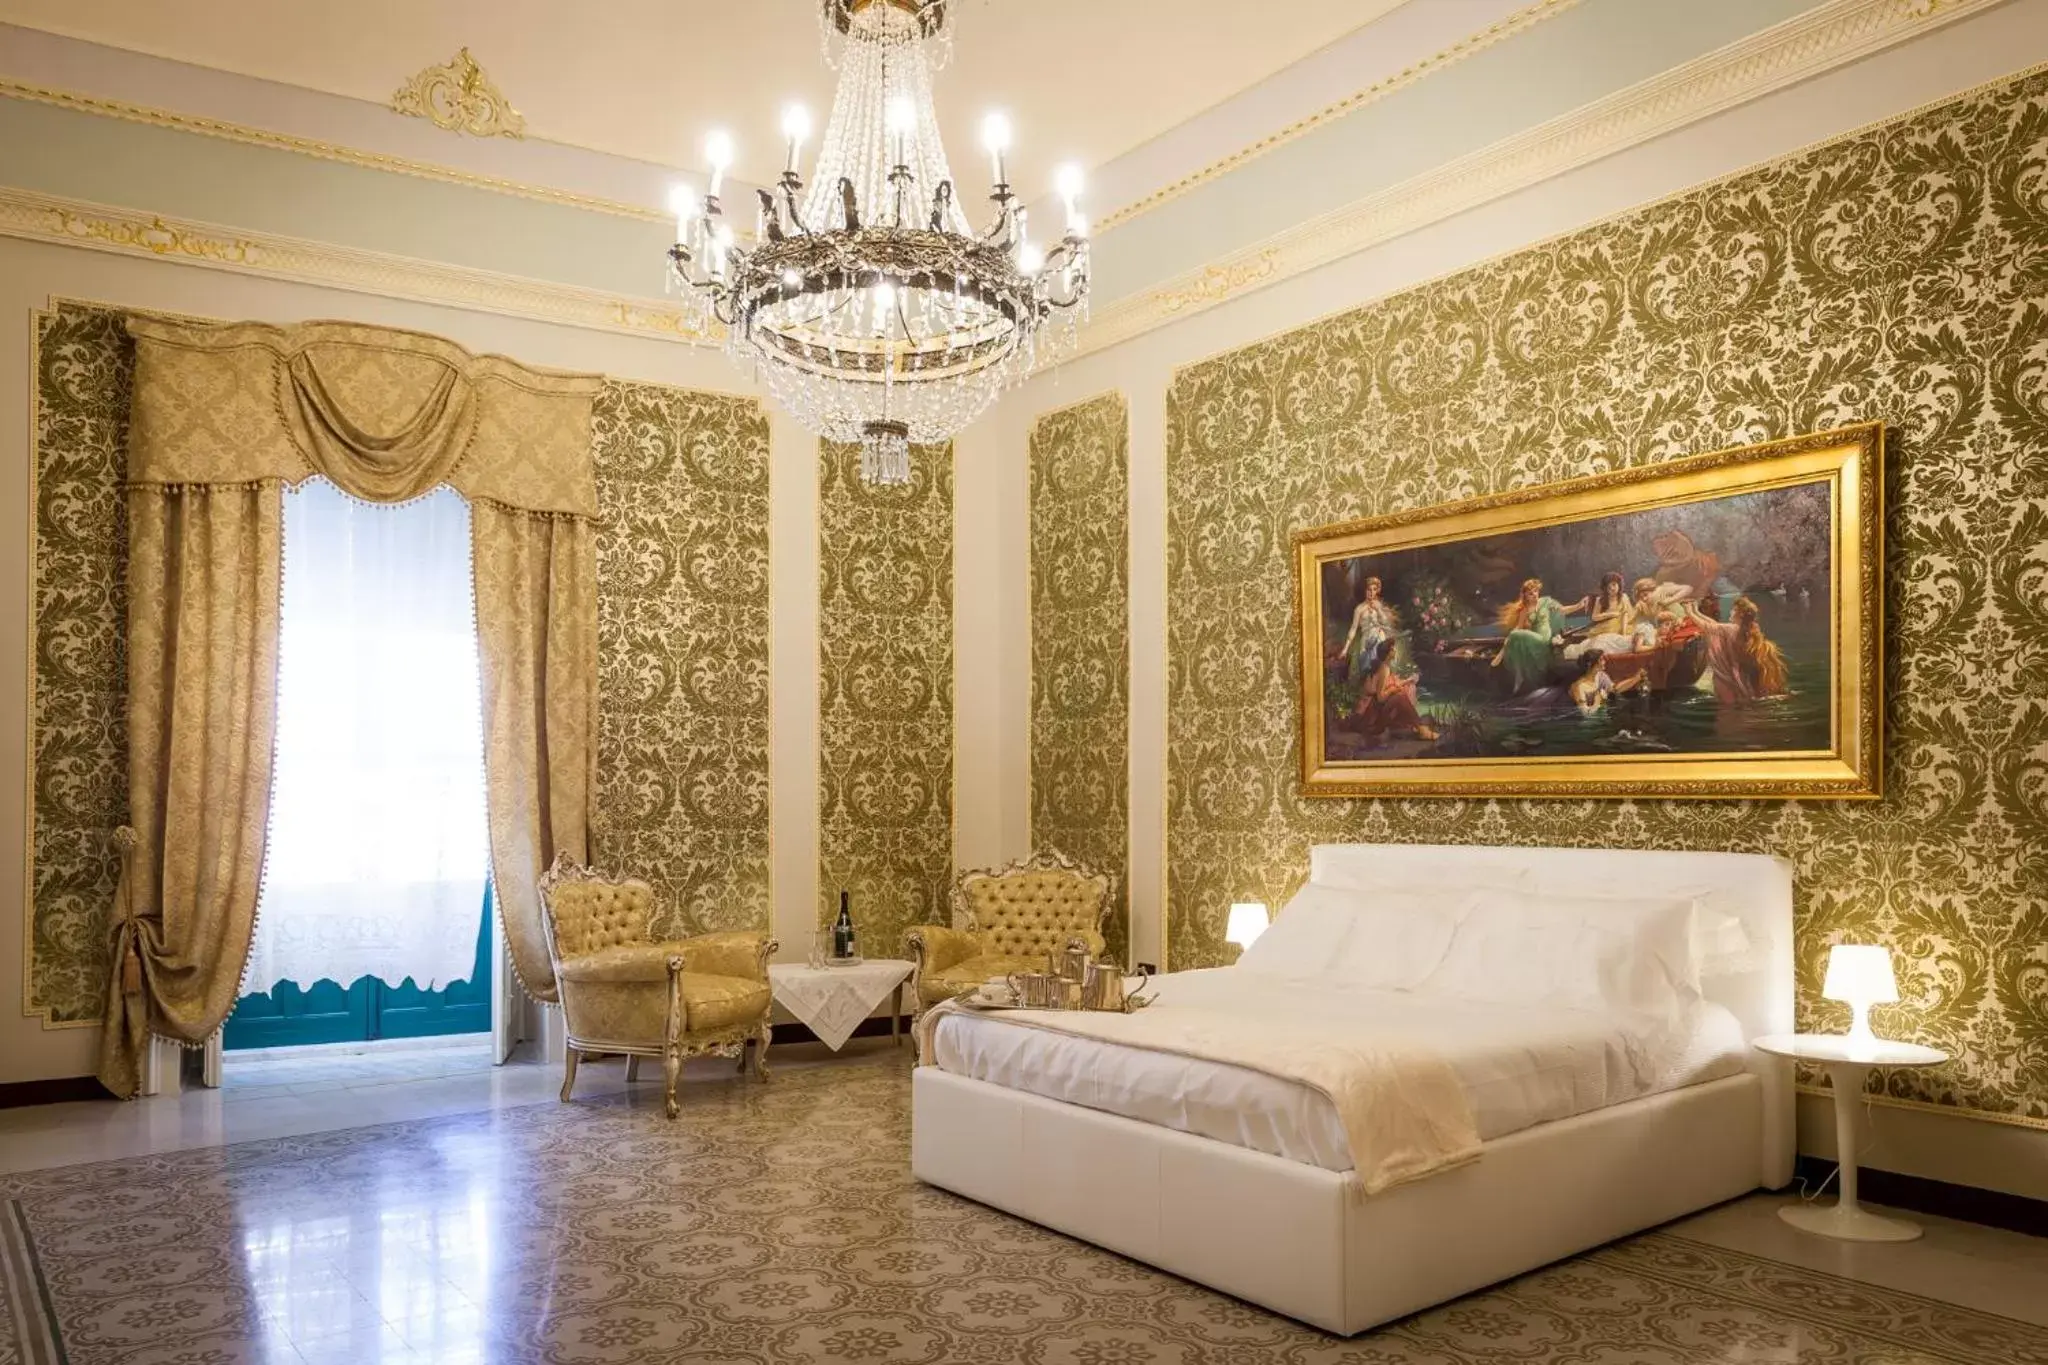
1225 902 1269 949
1822 944 1899 1005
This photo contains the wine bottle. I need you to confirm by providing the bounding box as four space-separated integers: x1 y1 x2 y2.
833 891 856 960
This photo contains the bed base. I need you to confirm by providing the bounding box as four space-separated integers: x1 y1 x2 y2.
913 1066 1770 1337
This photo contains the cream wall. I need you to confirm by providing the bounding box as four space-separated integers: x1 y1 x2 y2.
987 2 2048 1194
0 232 1027 1081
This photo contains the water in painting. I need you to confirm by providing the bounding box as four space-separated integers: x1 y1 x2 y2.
1319 481 1833 764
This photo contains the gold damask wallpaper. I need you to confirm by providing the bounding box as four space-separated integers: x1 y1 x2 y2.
26 304 130 1024
26 305 775 1021
1029 394 1130 962
1164 71 2048 1125
818 441 954 962
590 381 772 937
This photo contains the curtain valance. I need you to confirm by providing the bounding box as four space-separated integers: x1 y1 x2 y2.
124 317 601 514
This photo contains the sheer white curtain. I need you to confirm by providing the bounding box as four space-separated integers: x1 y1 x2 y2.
244 479 491 995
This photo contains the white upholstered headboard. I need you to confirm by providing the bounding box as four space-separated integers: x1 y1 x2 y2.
1308 843 1795 1185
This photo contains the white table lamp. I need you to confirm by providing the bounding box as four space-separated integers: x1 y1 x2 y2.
1823 944 1898 1042
1226 902 1269 951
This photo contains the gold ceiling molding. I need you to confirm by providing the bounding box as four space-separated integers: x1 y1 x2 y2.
0 77 661 222
1095 0 1581 235
390 47 527 140
0 186 717 344
1069 0 2007 364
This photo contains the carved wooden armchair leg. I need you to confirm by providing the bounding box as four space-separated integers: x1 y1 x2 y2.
662 955 685 1120
751 1023 772 1082
627 1055 642 1083
560 1047 581 1103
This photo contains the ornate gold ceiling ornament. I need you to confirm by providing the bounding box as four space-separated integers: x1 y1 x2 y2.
390 47 526 139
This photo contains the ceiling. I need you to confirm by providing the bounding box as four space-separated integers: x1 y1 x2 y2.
0 0 1402 199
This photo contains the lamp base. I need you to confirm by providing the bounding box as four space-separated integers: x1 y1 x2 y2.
1778 1201 1921 1242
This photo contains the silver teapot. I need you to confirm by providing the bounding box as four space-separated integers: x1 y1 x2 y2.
1082 961 1152 1012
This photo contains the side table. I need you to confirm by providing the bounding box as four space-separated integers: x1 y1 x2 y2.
1752 1032 1948 1242
769 960 914 1052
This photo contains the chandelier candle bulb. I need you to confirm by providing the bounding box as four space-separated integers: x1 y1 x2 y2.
781 104 811 175
668 185 698 244
1055 163 1084 229
705 129 734 197
982 110 1011 187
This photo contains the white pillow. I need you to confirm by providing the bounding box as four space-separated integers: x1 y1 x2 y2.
1325 890 1461 991
1237 883 1459 990
1235 884 1358 979
1418 889 1700 1015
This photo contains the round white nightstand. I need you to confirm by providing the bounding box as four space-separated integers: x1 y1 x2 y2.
1753 1032 1948 1242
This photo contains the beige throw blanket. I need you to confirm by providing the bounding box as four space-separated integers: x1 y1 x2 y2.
916 998 1481 1195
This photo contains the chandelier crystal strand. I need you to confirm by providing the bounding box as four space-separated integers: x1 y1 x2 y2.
665 0 1089 485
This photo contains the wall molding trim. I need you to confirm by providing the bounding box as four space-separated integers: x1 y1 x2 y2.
1073 0 2009 364
1798 1083 2048 1135
1094 0 1581 234
0 76 662 222
0 185 716 343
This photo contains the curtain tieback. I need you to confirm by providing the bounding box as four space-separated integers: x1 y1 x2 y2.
110 825 144 998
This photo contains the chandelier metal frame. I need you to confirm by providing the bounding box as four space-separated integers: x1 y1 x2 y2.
665 0 1090 484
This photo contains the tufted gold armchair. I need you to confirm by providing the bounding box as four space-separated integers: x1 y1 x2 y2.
905 849 1112 1019
536 852 776 1119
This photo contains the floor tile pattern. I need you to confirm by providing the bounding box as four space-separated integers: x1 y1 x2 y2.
1 1052 2043 1364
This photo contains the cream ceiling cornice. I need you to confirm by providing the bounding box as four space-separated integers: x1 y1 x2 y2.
0 76 667 222
0 0 2012 359
1069 0 2009 365
1096 0 1580 235
0 185 711 340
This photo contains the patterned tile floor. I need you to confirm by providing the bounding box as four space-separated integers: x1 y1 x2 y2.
2 1046 2044 1364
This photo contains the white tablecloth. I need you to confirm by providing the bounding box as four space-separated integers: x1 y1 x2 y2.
769 960 914 1051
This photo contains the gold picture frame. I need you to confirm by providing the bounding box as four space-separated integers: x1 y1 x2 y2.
1295 424 1883 799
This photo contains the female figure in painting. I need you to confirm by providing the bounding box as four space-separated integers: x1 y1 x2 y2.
1490 578 1589 693
1334 576 1400 684
1351 638 1438 745
1688 595 1789 702
1567 649 1644 716
1565 572 1641 660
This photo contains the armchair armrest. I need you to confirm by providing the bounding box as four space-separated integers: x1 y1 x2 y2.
667 931 776 981
905 924 979 975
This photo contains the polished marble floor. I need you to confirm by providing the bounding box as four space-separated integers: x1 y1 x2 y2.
1 1044 2043 1364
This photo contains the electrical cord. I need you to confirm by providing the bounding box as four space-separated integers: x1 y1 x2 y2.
1794 1072 1882 1205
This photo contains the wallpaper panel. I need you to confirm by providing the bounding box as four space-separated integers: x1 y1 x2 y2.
26 304 130 1024
591 381 772 937
25 304 774 1023
1029 394 1130 962
1165 72 2048 1125
818 442 954 962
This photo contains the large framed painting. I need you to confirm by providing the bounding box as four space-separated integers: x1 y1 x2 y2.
1296 424 1882 799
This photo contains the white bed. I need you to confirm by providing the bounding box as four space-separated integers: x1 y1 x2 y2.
911 844 1795 1336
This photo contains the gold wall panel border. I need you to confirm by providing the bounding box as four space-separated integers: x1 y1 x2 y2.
0 187 716 345
1072 0 2008 365
1094 0 1580 234
0 78 655 221
390 48 526 140
817 442 956 964
1028 392 1132 962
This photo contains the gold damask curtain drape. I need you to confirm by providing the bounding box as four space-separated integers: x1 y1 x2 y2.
100 317 599 1097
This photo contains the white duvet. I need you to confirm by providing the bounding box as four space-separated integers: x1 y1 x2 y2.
928 967 1748 1173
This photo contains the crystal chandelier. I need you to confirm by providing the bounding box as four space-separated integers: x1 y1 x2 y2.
665 0 1091 485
